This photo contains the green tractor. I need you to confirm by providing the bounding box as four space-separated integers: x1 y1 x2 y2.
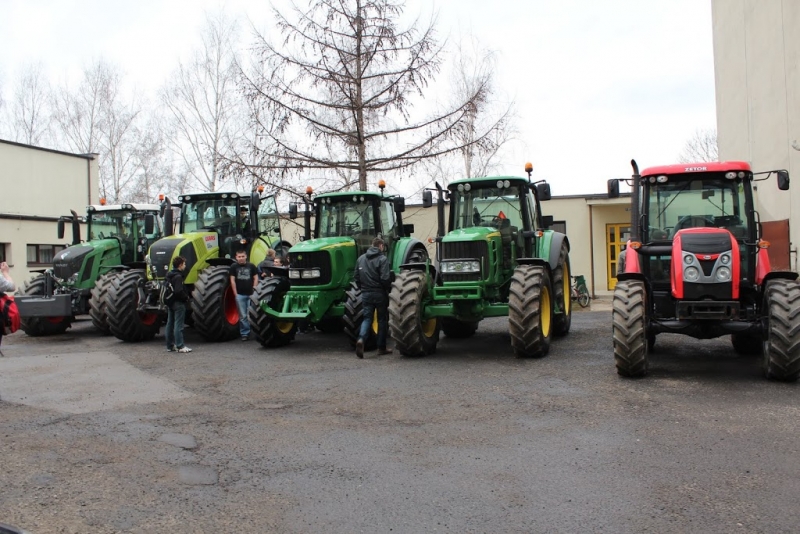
248 182 429 348
103 189 290 342
15 203 163 336
389 163 572 357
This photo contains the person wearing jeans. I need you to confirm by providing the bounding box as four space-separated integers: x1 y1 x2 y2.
165 256 192 353
354 237 393 358
229 249 259 341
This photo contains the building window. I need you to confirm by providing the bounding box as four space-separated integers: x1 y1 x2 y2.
27 244 66 266
0 243 6 263
551 221 567 234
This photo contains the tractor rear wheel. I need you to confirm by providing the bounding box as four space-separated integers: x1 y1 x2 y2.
731 333 762 356
191 266 241 342
248 277 296 347
441 319 478 338
105 270 161 342
343 282 378 350
389 271 439 356
611 280 649 377
508 265 553 358
18 275 73 336
88 273 113 335
552 244 572 336
762 279 800 382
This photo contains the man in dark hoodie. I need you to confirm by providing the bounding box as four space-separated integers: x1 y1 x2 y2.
354 237 393 358
165 256 192 353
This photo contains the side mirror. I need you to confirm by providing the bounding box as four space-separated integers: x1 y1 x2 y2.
608 179 620 199
536 183 551 201
422 191 433 208
57 219 65 240
288 203 298 219
144 213 155 235
541 215 554 228
394 197 406 213
777 170 790 191
403 223 415 235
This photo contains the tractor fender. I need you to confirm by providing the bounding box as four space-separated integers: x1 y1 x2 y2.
516 257 550 270
391 238 427 271
546 233 570 271
206 257 235 267
761 271 799 287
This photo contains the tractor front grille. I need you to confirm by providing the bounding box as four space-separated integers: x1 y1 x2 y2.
440 241 487 282
290 251 332 285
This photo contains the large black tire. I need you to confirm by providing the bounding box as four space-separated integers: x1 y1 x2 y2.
342 282 378 350
552 245 572 336
18 275 73 336
611 280 649 377
191 266 241 342
248 277 297 347
389 271 439 356
105 270 161 342
88 273 113 335
762 280 800 382
509 265 553 358
731 332 762 356
441 318 478 339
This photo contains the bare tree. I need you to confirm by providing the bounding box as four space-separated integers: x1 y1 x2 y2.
7 62 52 146
678 128 718 163
242 0 504 191
160 12 245 192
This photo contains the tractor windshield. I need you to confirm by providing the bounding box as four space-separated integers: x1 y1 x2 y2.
450 184 523 231
181 198 240 234
317 198 376 239
89 210 136 241
646 177 749 241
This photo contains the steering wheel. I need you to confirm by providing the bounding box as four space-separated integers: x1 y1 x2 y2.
673 215 715 234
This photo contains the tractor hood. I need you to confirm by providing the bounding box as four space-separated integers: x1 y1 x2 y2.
53 239 118 284
442 227 500 242
148 232 218 279
289 236 357 254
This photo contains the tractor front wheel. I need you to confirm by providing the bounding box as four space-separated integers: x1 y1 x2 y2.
762 279 800 382
88 273 114 335
389 271 439 356
248 277 296 347
611 280 649 377
552 244 572 336
191 266 240 342
18 275 73 336
509 265 553 358
105 270 161 342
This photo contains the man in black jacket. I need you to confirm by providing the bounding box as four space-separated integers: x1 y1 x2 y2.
165 256 192 353
354 237 393 358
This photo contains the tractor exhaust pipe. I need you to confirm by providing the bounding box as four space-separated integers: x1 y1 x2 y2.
70 209 81 245
162 197 174 237
435 182 445 238
630 159 641 241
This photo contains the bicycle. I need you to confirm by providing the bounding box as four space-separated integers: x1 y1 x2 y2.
571 275 590 308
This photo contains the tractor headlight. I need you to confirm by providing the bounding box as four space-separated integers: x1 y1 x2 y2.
684 254 694 265
684 266 700 282
301 269 321 279
720 254 730 265
441 260 481 273
289 269 301 279
66 273 79 285
716 266 732 282
145 254 151 266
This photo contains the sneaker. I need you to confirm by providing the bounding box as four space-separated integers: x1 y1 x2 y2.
166 346 176 352
177 346 193 353
355 339 364 359
241 336 249 342
377 347 394 355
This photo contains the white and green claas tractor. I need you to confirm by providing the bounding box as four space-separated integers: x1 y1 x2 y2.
102 189 291 342
16 203 163 336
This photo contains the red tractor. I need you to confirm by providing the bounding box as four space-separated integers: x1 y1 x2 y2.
608 160 799 381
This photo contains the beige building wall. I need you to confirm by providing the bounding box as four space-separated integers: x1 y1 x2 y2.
0 140 99 288
712 0 800 269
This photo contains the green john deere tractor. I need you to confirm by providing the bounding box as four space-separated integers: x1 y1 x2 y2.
248 183 429 348
389 163 572 357
103 189 290 342
15 203 163 336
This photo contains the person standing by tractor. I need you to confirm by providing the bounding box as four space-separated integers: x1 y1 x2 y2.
230 250 258 341
354 237 393 358
617 244 627 277
165 256 192 353
258 248 277 279
0 262 15 293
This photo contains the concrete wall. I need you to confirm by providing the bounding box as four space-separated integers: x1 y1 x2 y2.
712 0 800 269
0 140 99 289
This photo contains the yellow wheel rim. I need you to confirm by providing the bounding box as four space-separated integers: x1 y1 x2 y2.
562 261 571 316
372 310 379 334
422 318 437 338
541 285 551 337
276 321 294 334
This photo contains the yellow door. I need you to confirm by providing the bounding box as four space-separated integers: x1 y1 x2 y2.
607 223 631 290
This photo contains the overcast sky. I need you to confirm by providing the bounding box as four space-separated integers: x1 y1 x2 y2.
0 0 716 196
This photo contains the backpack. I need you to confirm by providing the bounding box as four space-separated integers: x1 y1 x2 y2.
159 277 175 307
1 294 21 337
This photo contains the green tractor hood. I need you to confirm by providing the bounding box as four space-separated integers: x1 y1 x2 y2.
53 239 123 290
441 227 500 243
148 232 218 283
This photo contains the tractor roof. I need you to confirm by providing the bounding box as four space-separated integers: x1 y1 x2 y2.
449 176 529 188
178 191 247 202
641 161 752 177
87 203 161 213
316 191 385 199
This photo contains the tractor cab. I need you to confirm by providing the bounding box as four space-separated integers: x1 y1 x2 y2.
86 203 162 265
